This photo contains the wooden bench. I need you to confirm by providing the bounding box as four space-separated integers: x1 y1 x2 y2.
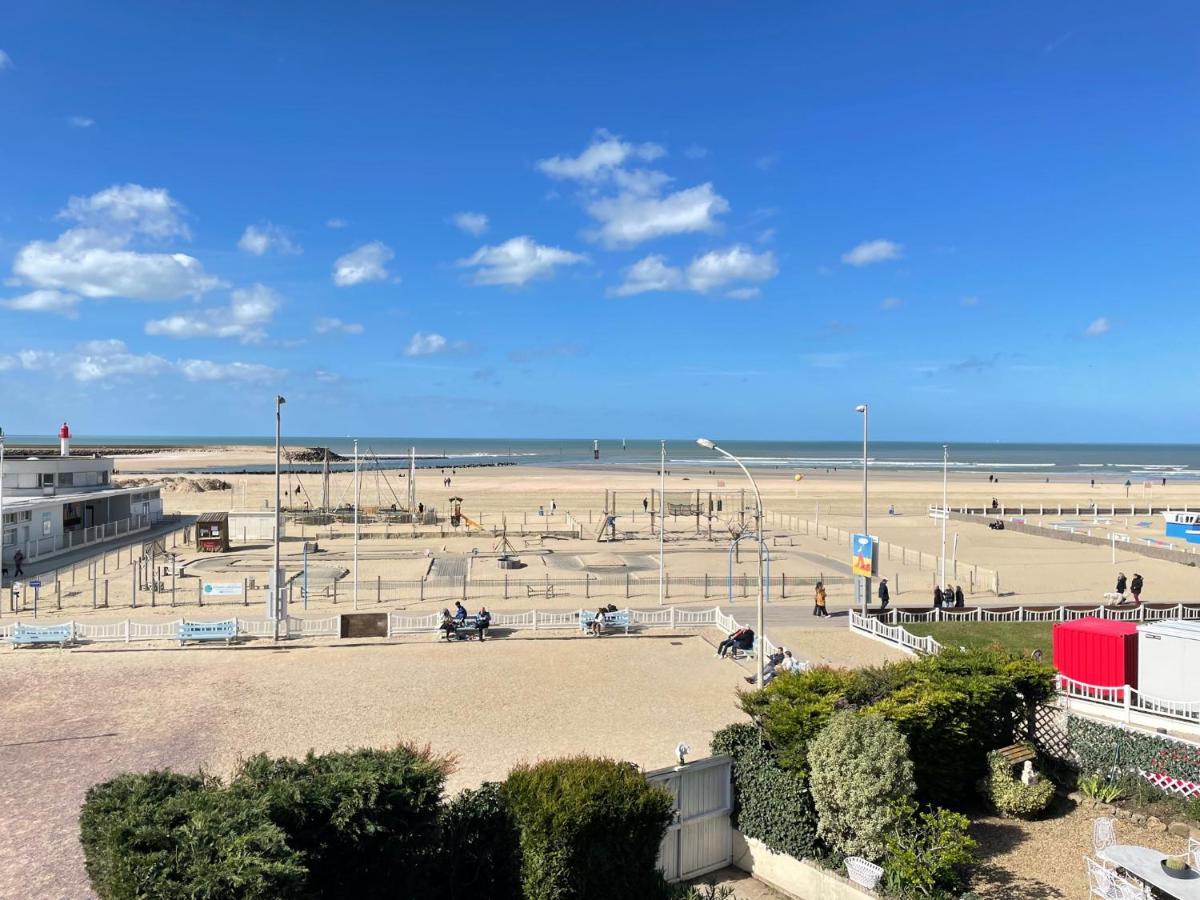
526 584 556 599
995 743 1036 766
579 611 632 634
178 621 238 646
10 623 74 649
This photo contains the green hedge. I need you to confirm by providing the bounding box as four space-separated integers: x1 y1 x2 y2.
441 783 523 900
710 723 820 859
740 647 1055 808
1067 715 1200 783
232 745 448 897
79 771 305 900
502 756 675 900
985 748 1055 818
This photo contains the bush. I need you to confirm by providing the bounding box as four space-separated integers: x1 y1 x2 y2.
711 724 821 860
441 782 522 900
232 744 448 897
985 748 1055 818
882 801 976 899
807 712 915 860
741 647 1055 808
79 771 305 900
503 755 674 900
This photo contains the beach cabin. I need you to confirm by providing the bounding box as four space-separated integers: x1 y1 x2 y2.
195 512 230 553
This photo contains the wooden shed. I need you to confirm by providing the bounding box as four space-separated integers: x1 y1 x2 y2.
196 512 230 553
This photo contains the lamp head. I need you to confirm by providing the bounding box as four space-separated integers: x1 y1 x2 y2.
696 438 715 450
854 404 867 413
276 395 287 406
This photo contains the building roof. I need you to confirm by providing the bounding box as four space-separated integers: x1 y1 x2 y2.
1054 616 1137 636
196 512 229 523
1140 620 1200 641
1 485 160 513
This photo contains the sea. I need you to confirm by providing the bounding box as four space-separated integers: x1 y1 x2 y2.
5 435 1200 480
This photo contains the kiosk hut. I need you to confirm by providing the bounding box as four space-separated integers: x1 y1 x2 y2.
196 512 230 553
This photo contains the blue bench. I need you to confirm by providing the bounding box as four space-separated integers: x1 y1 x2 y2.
179 621 238 646
10 624 74 649
579 611 632 634
442 616 482 640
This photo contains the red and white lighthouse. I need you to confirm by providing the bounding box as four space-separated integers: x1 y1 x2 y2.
59 422 71 458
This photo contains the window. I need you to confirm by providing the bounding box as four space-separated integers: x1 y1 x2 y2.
41 511 52 536
59 472 74 487
39 473 55 488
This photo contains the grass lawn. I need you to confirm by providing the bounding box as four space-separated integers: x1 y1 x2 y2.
903 621 1054 657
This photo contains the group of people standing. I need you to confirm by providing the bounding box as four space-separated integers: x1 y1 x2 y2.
1115 572 1144 604
933 584 965 608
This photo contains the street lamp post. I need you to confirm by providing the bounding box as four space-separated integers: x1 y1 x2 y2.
855 404 870 614
353 439 360 610
697 438 765 686
273 395 286 641
658 440 665 606
941 444 949 585
0 427 6 598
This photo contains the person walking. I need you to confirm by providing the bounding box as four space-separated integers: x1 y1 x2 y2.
551 499 557 514
954 585 965 608
642 496 649 512
1115 572 1127 599
813 581 829 617
933 585 943 609
13 550 24 578
877 578 890 610
1130 573 1144 604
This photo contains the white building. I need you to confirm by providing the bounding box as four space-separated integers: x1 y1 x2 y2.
1 424 163 574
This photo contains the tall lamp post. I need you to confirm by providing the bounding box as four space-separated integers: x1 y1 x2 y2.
697 438 765 686
941 444 949 585
658 440 666 606
0 427 6 596
353 439 360 610
854 404 870 614
272 395 286 641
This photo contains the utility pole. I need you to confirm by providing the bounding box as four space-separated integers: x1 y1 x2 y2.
272 396 286 641
941 445 949 585
658 441 666 605
353 439 360 610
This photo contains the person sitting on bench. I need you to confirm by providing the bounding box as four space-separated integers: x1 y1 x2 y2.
439 609 457 641
475 607 491 641
716 627 753 659
590 607 607 636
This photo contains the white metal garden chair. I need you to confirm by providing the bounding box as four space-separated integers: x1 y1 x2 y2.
1093 816 1117 853
1189 836 1200 869
1086 856 1117 899
845 856 883 892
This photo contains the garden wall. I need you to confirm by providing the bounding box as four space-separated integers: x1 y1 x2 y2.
732 833 872 900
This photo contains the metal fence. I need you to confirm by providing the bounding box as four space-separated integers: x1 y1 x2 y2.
648 755 733 882
880 602 1200 625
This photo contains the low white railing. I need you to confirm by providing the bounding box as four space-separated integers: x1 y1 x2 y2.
1056 674 1200 726
883 602 1200 626
848 611 943 655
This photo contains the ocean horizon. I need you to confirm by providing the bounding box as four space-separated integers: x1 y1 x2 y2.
6 435 1200 479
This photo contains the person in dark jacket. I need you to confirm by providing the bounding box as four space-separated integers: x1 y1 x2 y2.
1115 572 1127 598
954 585 965 607
1130 573 1144 604
475 607 491 641
877 578 890 610
933 586 943 609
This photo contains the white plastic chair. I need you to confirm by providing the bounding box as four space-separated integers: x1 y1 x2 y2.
845 856 883 892
1093 816 1117 853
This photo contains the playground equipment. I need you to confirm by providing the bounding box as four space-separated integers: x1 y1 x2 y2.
596 513 618 542
448 496 482 531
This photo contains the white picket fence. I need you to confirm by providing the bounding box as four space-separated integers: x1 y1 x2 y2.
881 602 1200 625
847 611 943 655
0 606 776 652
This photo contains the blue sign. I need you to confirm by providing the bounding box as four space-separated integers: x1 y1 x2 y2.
849 534 878 579
29 579 42 589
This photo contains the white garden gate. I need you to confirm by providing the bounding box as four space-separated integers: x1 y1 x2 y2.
647 755 733 882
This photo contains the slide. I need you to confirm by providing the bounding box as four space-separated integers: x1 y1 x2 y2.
459 514 483 530
596 514 615 542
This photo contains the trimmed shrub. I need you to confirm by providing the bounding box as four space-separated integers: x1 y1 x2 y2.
503 755 674 900
741 647 1055 808
882 801 976 899
232 745 448 897
79 771 305 900
710 723 820 859
807 712 915 860
441 782 522 900
985 748 1055 818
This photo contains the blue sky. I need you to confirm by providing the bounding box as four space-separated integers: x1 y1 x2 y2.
0 2 1196 441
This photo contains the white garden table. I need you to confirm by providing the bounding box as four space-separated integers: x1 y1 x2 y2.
1101 845 1200 899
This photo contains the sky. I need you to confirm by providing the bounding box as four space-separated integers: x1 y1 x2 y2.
0 2 1197 442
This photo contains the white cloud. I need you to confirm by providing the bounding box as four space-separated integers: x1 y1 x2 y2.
325 218 348 229
0 339 281 384
404 332 449 356
684 144 709 159
685 245 778 293
880 296 903 310
314 369 341 383
458 236 586 287
60 184 189 240
144 284 281 343
612 245 777 297
841 239 903 266
754 153 780 171
1 289 81 317
587 182 728 248
536 129 664 182
610 255 684 296
68 115 95 128
313 316 364 335
238 223 301 256
0 50 12 70
333 241 393 286
1084 317 1110 336
756 228 776 243
451 212 489 236
11 185 224 301
176 359 283 383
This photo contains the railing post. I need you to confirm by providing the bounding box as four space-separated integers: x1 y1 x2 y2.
532 609 538 631
124 619 130 643
670 606 676 629
377 575 382 604
625 572 630 599
1123 687 1132 723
